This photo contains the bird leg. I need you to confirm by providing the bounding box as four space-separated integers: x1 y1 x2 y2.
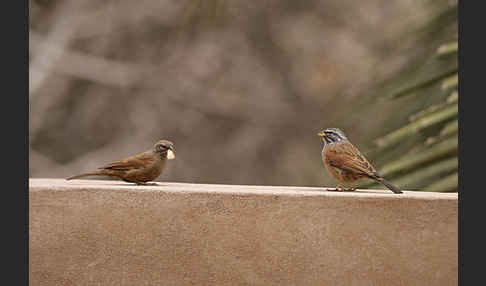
327 184 343 192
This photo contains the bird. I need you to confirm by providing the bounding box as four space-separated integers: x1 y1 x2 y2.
66 140 175 185
317 128 402 194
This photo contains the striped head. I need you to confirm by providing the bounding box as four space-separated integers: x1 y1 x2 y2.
317 128 348 145
153 140 176 160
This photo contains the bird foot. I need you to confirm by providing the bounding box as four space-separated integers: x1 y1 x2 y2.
135 182 158 186
326 187 356 192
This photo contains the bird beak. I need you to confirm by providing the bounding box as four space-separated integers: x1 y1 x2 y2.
317 131 326 137
167 149 175 160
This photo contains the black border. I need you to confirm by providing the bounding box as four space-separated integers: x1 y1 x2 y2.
5 0 30 284
458 0 480 284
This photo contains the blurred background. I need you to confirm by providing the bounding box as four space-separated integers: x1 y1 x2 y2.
29 0 458 191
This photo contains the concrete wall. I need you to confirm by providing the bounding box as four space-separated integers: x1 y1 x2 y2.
29 179 458 286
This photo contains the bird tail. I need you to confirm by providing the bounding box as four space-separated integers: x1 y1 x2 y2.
66 170 104 180
375 177 402 194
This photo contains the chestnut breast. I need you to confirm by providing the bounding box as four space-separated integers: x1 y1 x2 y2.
322 141 376 182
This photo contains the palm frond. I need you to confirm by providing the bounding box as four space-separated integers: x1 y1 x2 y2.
363 1 458 192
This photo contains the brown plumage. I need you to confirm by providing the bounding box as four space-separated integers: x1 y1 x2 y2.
318 128 402 194
66 140 175 185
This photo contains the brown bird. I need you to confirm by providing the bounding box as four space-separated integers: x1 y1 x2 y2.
66 140 175 185
317 128 402 194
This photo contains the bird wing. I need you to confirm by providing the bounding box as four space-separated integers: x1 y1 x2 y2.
325 143 378 178
100 151 154 171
